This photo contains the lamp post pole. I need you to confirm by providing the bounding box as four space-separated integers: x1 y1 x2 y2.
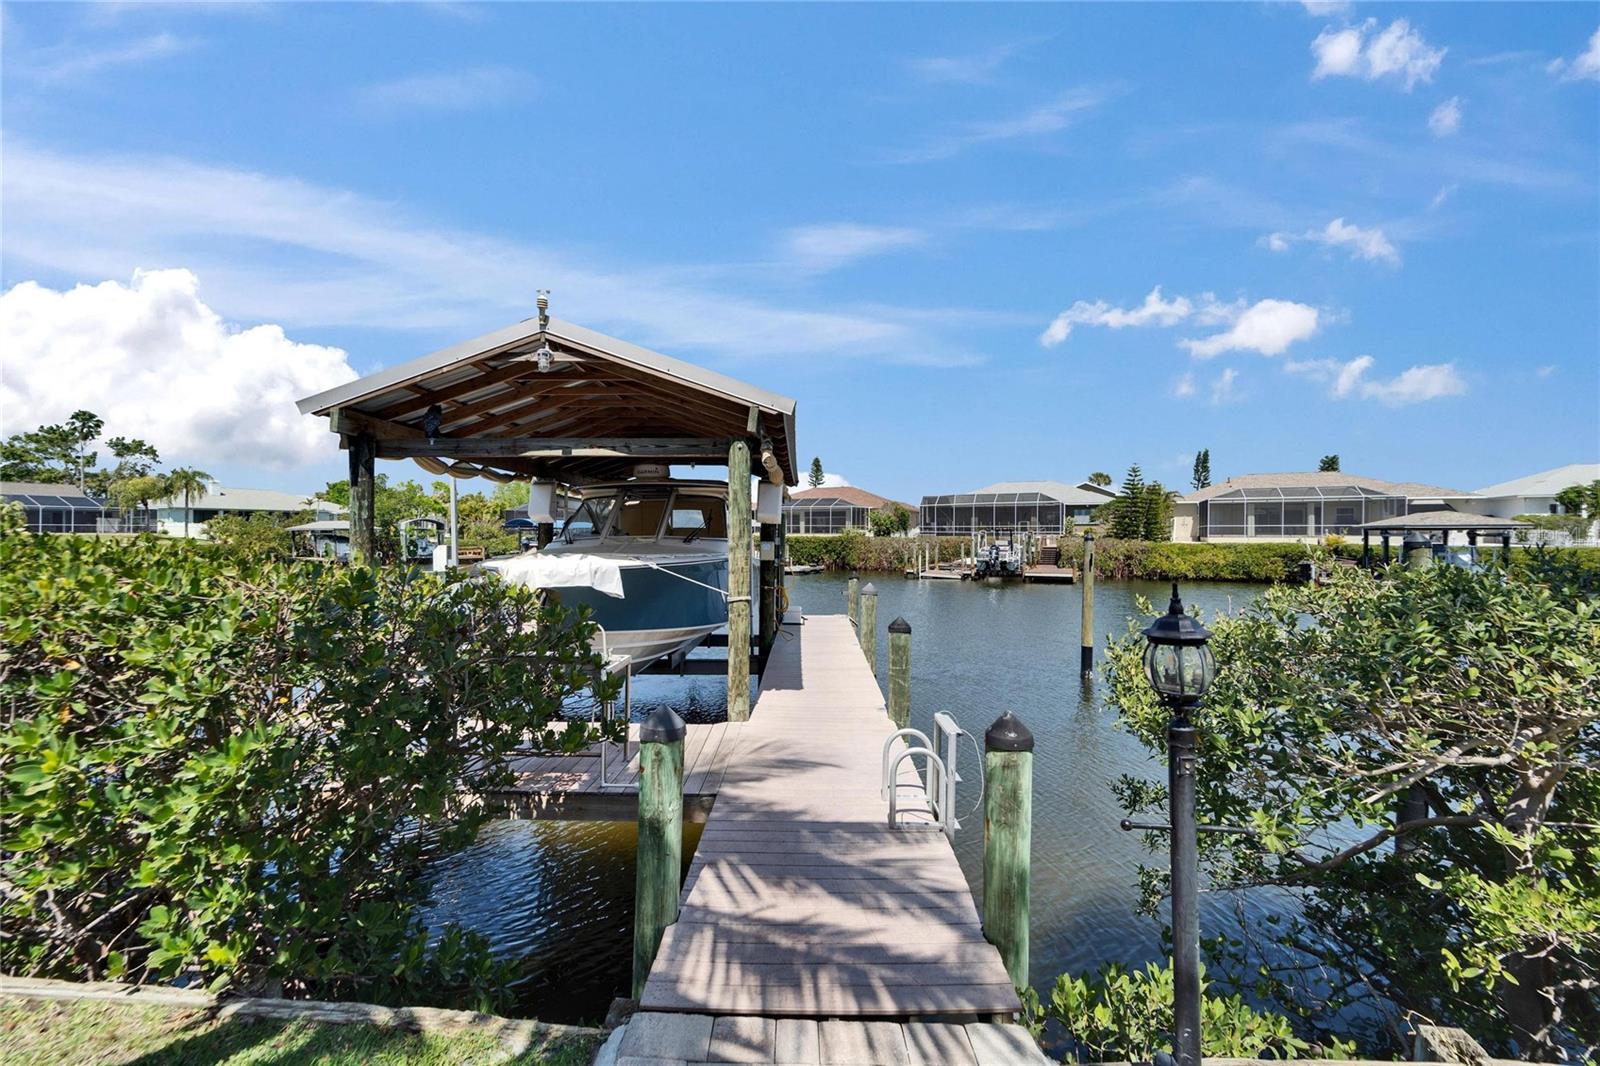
1167 704 1201 1066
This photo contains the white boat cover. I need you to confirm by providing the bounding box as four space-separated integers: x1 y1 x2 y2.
482 540 729 600
484 552 627 598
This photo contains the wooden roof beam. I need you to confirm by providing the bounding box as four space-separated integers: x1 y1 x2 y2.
373 437 731 461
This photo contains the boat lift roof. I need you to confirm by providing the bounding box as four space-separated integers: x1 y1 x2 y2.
296 315 798 486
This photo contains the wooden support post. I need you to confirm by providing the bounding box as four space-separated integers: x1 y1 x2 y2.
347 433 377 566
887 617 911 728
1079 532 1096 674
1362 530 1371 568
846 576 860 626
859 583 878 668
759 522 778 655
536 522 555 549
727 440 752 722
633 708 685 999
983 711 1033 989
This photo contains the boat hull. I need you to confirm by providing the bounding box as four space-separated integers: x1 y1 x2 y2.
549 557 729 668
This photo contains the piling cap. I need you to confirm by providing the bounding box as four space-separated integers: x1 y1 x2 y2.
1402 531 1430 550
985 711 1034 753
640 706 687 744
861 582 877 595
1083 530 1095 542
888 616 911 634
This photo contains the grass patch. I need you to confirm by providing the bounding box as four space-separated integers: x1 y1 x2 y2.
0 998 599 1066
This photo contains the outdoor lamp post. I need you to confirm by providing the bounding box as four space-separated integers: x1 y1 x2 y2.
1142 582 1215 1066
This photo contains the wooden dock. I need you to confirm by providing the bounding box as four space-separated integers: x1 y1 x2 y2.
640 614 1020 1018
1022 564 1075 583
487 722 743 821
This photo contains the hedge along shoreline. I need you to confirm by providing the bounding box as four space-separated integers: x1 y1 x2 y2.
785 532 1600 584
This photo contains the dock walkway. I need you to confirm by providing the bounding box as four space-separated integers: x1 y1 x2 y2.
640 614 1021 1019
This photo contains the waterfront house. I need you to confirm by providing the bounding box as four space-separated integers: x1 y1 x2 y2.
1466 463 1600 517
154 483 346 538
918 480 1116 537
1 480 154 534
1170 472 1478 543
784 486 916 535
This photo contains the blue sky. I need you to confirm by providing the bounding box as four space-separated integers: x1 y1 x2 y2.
2 1 1597 502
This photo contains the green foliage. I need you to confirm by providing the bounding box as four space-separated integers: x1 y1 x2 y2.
867 504 913 538
1057 537 1316 582
325 476 447 562
1044 960 1354 1062
785 533 969 571
106 474 168 514
1552 481 1600 518
1088 472 1112 487
205 511 301 560
1514 512 1594 541
1191 449 1212 492
0 520 617 1010
808 457 825 488
162 467 214 537
1140 483 1175 542
1109 466 1148 540
0 410 104 488
1104 562 1600 1055
1318 454 1340 472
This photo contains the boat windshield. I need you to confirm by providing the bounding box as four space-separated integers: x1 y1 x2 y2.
562 497 614 541
666 493 727 541
613 492 670 537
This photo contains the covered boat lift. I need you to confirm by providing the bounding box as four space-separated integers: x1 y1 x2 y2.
1358 510 1532 567
295 296 798 720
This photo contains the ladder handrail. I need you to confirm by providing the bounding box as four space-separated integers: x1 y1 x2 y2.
886 745 944 830
882 727 932 800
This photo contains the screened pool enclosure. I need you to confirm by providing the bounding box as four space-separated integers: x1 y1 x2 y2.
1198 484 1406 539
784 495 872 534
919 490 1088 536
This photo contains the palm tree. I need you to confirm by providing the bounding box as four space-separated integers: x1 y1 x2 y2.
163 467 213 538
1088 471 1112 487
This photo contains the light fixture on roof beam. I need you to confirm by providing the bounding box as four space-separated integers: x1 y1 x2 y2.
423 404 443 444
533 343 554 373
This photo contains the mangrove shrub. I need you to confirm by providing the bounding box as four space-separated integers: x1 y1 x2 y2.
0 520 615 1009
1106 559 1600 1057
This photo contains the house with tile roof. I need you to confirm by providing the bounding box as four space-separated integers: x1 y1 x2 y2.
918 479 1117 537
1466 463 1600 517
153 483 347 538
784 486 916 535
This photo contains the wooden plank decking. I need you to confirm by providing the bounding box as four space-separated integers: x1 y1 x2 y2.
640 614 1020 1018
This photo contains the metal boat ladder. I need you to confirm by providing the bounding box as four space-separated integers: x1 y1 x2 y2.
881 712 964 839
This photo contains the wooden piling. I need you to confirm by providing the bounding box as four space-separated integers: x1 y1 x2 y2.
983 711 1033 989
887 617 911 728
846 576 860 627
759 522 778 654
536 522 555 549
727 440 753 722
633 708 685 999
858 583 878 666
1079 532 1096 674
346 433 377 566
1404 532 1433 570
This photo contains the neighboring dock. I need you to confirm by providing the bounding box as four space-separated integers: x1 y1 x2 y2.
640 614 1020 1018
1022 563 1075 583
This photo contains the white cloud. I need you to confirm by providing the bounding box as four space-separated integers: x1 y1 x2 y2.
1311 19 1445 90
16 32 191 84
1040 286 1193 346
1548 27 1600 81
357 66 529 114
0 270 358 468
1181 299 1321 358
1300 1 1351 15
1286 354 1467 405
1172 372 1197 398
1210 368 1241 405
1264 217 1399 264
2 143 982 367
908 42 1026 85
886 87 1111 163
1428 96 1462 137
1536 364 1557 378
781 223 925 273
1428 183 1459 211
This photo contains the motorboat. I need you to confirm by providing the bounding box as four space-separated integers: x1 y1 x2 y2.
483 479 732 669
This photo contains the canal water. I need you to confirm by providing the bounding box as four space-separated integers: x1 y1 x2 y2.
422 573 1270 1023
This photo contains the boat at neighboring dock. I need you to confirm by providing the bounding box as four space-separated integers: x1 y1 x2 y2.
484 479 731 669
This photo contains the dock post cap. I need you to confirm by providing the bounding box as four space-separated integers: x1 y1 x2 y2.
985 711 1034 753
640 706 687 743
861 582 877 595
888 616 912 634
1083 530 1095 541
